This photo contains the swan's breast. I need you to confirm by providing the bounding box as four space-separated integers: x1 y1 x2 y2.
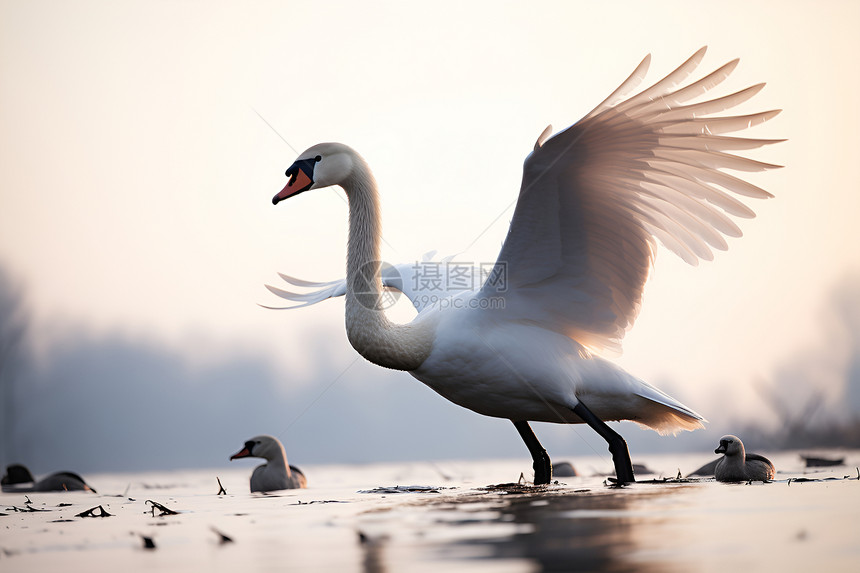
410 315 586 420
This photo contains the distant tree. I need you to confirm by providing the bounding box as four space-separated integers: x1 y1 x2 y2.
0 266 28 464
831 272 860 419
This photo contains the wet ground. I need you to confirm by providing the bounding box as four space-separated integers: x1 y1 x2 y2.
2 451 858 572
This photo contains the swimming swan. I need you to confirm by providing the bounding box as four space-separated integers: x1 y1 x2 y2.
714 435 775 482
230 435 307 492
268 48 781 484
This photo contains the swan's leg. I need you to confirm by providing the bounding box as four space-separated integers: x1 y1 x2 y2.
571 401 635 484
513 421 552 485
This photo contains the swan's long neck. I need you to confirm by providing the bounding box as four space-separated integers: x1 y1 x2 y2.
342 156 435 371
266 446 292 479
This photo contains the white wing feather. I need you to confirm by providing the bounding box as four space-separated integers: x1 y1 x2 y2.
265 254 482 313
479 47 781 355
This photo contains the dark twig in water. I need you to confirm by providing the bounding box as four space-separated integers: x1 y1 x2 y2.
357 530 390 545
145 500 179 516
211 527 234 544
6 505 49 513
357 485 446 494
786 473 860 485
479 483 549 494
140 535 156 550
216 477 227 496
622 476 710 485
75 505 113 518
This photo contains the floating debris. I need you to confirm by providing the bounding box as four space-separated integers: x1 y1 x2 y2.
140 535 156 550
76 505 113 518
801 455 845 467
211 527 234 544
786 471 860 485
357 485 446 494
216 477 227 496
357 530 389 545
5 504 49 513
145 500 179 516
479 483 547 494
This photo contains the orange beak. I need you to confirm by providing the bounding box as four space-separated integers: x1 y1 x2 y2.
230 446 251 460
273 168 313 204
273 157 319 204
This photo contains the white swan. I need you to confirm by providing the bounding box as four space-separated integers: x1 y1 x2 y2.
714 435 775 482
269 48 781 484
230 435 307 492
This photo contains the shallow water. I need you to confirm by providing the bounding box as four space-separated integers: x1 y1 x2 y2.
2 451 858 572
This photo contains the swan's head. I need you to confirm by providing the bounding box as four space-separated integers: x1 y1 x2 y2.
230 434 285 462
715 434 744 457
272 142 356 205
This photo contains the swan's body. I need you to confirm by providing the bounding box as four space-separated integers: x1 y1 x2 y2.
1 464 95 493
230 435 307 492
714 435 775 482
269 48 780 484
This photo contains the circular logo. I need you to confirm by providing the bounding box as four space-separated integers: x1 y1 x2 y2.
354 260 402 311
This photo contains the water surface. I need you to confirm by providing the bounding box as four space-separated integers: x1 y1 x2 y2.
2 452 858 572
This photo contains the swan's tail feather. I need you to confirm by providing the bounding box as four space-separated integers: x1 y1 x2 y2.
634 382 706 436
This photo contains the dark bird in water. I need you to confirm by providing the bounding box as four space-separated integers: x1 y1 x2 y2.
1 464 96 493
714 435 775 482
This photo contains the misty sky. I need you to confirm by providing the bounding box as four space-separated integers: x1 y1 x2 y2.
1 0 859 473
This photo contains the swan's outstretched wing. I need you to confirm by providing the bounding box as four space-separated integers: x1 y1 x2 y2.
479 47 782 355
265 253 482 312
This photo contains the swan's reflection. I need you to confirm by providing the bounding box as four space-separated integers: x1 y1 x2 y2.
356 485 687 572
431 488 681 572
